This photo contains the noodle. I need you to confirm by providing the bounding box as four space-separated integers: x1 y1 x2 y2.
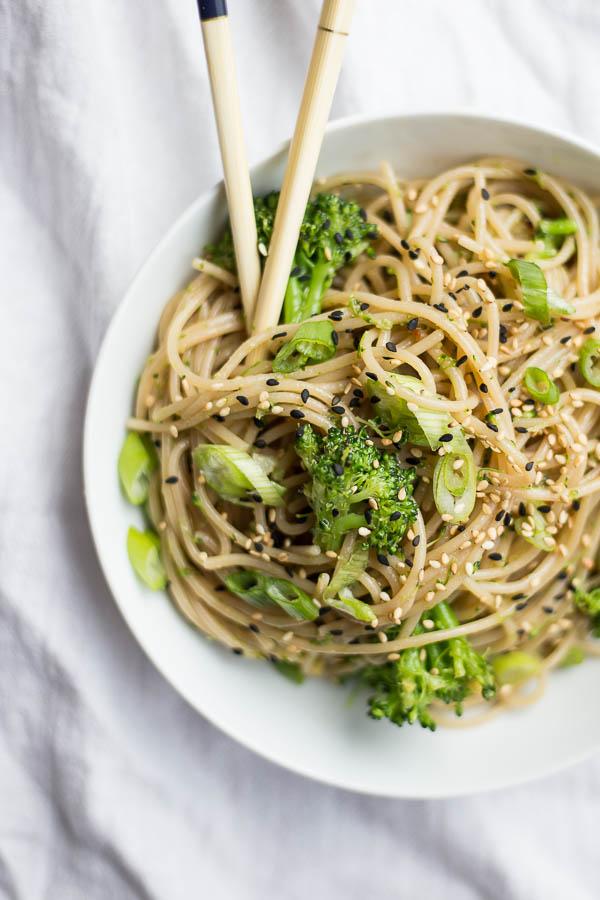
128 157 600 725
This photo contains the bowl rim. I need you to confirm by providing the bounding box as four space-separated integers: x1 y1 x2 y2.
84 109 600 797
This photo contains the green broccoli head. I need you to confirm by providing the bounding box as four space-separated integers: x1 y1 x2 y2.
359 601 496 729
285 193 378 322
204 191 377 322
573 586 600 637
295 424 417 555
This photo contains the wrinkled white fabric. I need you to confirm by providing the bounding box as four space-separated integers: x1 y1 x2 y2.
2 1 600 897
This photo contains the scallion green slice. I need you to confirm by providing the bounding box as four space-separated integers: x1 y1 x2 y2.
327 588 377 623
224 569 317 621
514 507 553 552
367 373 452 449
523 367 560 405
578 338 600 388
492 651 542 685
118 432 158 505
507 259 574 325
194 444 285 507
559 646 586 669
432 431 477 524
272 320 336 374
538 218 578 237
127 527 167 590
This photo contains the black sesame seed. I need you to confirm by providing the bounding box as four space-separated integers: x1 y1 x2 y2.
519 503 527 517
515 602 528 611
406 456 420 465
433 303 449 313
543 606 554 615
412 535 420 547
332 508 339 518
249 624 260 633
251 493 263 502
481 188 490 200
273 331 287 339
255 439 266 448
504 513 512 527
489 552 502 561
516 426 528 433
236 394 249 406
254 542 264 552
353 388 364 397
290 266 302 277
490 407 504 416
232 648 243 655
349 397 361 408
345 228 354 240
495 510 505 522
538 505 551 513
525 461 534 471
266 378 279 386
319 605 332 614
330 629 343 636
457 269 469 278
290 409 305 419
472 306 483 318
359 207 367 221
480 383 488 393
390 511 402 521
408 250 419 260
301 388 310 403
560 335 572 344
364 508 373 524
377 554 390 566
165 476 179 484
524 168 537 176
407 317 418 331
386 341 397 352
489 271 497 279
153 439 161 448
440 433 453 442
333 463 344 476
400 239 410 250
572 499 581 511
584 325 596 334
486 422 499 433
456 355 468 366
334 232 343 245
213 414 225 422
502 302 513 312
366 372 378 381
332 405 345 415
329 309 344 321
331 331 339 346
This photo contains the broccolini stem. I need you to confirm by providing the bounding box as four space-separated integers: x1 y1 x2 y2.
430 600 459 631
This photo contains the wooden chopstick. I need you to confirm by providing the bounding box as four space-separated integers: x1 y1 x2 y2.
198 0 261 327
252 0 356 335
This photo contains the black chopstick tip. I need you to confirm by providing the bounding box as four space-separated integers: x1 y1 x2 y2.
198 0 228 21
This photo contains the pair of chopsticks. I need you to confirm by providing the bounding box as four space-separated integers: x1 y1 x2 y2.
197 0 356 333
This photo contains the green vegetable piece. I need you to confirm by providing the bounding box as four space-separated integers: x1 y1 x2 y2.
272 320 336 374
193 444 285 507
507 258 574 325
348 296 393 329
272 659 305 683
118 432 158 505
224 569 318 621
432 431 477 524
538 218 578 237
295 424 418 554
492 651 542 685
524 367 560 405
560 646 586 669
127 527 167 590
325 543 369 601
514 507 553 552
205 191 378 323
578 339 600 388
573 585 600 636
328 588 376 623
367 373 452 449
430 601 496 700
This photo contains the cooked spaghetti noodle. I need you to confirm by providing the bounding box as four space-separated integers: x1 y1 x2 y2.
126 158 600 726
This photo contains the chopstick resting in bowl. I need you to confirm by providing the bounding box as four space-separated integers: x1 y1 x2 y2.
197 0 261 328
252 0 356 334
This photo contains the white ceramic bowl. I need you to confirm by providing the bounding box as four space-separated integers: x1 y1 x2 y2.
85 112 600 797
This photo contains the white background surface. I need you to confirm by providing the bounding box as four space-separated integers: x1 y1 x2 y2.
2 1 600 897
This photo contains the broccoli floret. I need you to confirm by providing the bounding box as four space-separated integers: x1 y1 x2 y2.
573 585 600 636
295 424 417 554
205 191 378 323
359 601 496 730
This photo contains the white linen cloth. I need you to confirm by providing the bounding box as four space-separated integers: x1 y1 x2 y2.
2 0 600 897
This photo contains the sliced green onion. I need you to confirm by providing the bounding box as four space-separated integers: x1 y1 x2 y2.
272 659 305 683
328 588 377 623
514 507 553 552
559 646 586 669
492 650 542 685
523 367 560 405
272 320 336 374
367 373 451 449
223 569 317 621
507 259 574 325
538 218 578 237
118 432 158 505
324 542 368 601
432 431 477 524
578 339 600 388
193 444 285 507
127 527 166 590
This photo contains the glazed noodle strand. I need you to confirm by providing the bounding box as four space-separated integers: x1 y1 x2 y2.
127 157 600 726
